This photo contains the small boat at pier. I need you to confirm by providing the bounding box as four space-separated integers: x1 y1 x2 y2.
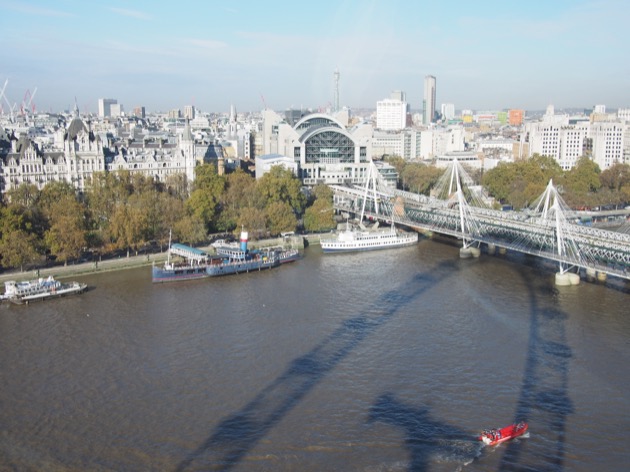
478 422 528 446
1 276 87 305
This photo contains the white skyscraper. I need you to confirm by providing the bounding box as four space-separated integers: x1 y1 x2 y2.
98 98 117 118
441 103 455 121
423 75 436 124
376 95 408 131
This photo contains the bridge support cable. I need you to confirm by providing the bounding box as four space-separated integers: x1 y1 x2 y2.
330 161 630 281
530 180 598 276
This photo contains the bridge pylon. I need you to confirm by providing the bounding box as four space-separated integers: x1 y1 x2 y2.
532 179 581 285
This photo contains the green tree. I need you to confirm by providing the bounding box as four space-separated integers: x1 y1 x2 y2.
265 201 298 235
218 169 257 232
563 156 601 207
186 164 225 232
0 228 39 271
237 206 268 240
43 195 86 264
482 154 563 209
401 163 444 195
303 196 335 232
256 166 306 215
385 155 406 185
108 202 148 255
173 213 207 245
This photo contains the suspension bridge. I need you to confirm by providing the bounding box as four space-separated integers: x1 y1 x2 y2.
330 160 630 284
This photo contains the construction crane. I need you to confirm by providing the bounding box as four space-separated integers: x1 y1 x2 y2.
0 78 18 122
21 87 37 115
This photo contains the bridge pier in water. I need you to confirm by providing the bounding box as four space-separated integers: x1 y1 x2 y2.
585 268 607 283
459 246 480 258
555 271 580 286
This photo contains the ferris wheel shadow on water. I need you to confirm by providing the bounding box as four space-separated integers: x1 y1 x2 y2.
174 256 573 472
365 269 573 471
174 259 460 471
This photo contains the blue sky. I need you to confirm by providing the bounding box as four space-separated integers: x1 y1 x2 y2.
1 0 628 114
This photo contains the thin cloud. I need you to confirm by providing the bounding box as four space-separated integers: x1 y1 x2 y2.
0 1 74 17
183 38 227 49
109 7 152 21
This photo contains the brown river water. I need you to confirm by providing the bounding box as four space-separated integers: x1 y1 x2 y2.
1 238 628 471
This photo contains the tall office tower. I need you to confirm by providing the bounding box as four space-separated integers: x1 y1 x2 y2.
184 105 196 120
423 75 436 124
390 90 406 102
133 106 146 118
98 98 117 118
333 69 340 112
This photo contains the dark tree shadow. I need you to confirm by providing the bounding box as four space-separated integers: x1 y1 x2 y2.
175 261 458 471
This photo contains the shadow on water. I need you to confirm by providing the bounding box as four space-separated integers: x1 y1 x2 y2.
368 393 482 472
175 260 458 471
365 265 574 472
495 271 573 471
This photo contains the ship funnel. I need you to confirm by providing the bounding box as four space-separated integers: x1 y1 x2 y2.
240 231 248 252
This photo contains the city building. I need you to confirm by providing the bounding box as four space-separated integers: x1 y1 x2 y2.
1 104 105 193
255 153 298 179
376 92 408 131
441 103 455 121
133 106 146 119
423 75 436 125
184 105 195 120
98 98 117 118
509 109 524 126
261 109 373 186
524 105 628 170
110 103 123 118
0 108 207 195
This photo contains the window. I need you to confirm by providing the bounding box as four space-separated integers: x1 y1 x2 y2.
304 130 355 164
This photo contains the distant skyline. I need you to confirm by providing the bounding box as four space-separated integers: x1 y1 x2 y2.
1 0 628 115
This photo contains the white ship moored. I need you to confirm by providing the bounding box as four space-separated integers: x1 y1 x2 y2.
1 276 87 305
320 224 418 253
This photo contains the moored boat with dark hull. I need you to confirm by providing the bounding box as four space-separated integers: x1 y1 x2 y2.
152 231 300 283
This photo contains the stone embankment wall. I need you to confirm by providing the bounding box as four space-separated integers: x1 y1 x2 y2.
0 236 307 284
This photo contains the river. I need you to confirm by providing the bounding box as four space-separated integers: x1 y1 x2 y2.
1 237 628 471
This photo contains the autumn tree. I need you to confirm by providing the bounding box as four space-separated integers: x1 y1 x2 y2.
218 169 257 232
43 193 87 264
401 162 444 195
600 162 630 206
256 166 306 216
237 206 268 240
0 203 41 270
265 201 298 235
562 156 601 207
303 196 335 232
186 163 225 233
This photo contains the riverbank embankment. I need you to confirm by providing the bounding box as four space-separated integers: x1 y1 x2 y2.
0 235 314 285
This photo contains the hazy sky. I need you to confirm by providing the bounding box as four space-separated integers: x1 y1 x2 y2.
1 0 628 115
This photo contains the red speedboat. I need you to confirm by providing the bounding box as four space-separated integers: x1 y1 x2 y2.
478 422 528 446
